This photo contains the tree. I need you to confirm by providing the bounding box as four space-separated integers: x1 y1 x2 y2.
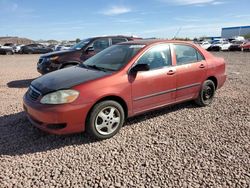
243 33 250 39
76 38 81 43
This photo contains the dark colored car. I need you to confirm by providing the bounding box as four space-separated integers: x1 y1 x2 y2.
24 40 226 139
229 40 243 51
21 44 53 54
37 36 142 74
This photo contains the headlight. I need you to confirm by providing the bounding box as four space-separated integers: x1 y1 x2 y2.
40 90 79 104
49 56 59 61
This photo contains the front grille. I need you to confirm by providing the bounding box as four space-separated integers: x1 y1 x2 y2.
27 86 41 101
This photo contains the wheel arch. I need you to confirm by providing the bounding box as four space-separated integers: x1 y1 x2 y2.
206 76 218 89
85 95 128 126
60 61 80 69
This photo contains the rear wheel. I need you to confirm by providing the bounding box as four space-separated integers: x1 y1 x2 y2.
195 80 216 107
87 100 125 140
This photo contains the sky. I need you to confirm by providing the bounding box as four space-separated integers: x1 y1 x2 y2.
0 0 249 40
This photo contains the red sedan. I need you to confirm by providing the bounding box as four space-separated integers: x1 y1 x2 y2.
241 41 250 51
23 40 226 139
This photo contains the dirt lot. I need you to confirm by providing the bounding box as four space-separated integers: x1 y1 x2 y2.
0 52 249 187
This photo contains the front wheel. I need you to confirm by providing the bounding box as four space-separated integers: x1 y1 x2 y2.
195 80 216 107
87 100 125 140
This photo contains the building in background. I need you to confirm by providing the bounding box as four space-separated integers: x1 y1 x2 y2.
221 26 250 38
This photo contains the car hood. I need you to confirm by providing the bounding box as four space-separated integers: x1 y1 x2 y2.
41 49 77 58
31 66 111 94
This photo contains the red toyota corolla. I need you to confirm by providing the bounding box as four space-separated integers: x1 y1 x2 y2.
23 40 226 139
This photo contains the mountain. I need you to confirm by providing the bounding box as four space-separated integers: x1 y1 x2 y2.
0 36 34 45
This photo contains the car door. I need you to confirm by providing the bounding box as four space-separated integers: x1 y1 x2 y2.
173 44 207 102
131 44 176 114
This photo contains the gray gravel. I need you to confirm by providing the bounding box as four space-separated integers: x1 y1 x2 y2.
0 52 249 187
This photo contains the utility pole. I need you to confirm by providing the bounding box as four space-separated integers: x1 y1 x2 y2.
173 27 182 39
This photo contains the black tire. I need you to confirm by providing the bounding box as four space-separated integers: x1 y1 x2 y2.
87 100 125 140
195 80 216 107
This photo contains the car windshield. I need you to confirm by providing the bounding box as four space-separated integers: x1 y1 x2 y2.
82 44 145 71
71 38 91 50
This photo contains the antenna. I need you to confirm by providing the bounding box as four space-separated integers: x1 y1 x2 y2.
173 27 182 39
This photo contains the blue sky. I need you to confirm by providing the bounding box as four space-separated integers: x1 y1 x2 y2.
0 0 249 40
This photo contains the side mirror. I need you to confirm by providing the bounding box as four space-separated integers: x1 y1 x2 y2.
130 63 149 73
85 46 94 53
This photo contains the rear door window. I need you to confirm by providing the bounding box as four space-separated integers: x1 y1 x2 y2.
174 44 204 65
92 38 110 52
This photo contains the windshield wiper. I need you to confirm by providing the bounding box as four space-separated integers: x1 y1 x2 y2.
86 65 115 72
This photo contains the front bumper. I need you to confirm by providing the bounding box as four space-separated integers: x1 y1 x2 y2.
23 94 93 135
37 58 59 74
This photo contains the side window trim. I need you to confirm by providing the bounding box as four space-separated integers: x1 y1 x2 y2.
111 38 128 45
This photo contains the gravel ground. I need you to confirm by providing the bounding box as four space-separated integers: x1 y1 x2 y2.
0 52 249 187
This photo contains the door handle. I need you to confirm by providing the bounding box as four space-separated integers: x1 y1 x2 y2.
199 64 205 68
167 69 176 75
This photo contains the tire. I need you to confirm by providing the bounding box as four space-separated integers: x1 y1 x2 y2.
195 80 216 107
87 100 125 140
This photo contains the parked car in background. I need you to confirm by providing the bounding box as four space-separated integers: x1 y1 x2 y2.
20 44 53 54
0 47 14 55
228 40 243 51
199 41 211 50
24 40 226 139
47 44 56 51
0 43 15 55
14 44 25 53
37 35 142 74
241 41 250 51
209 41 231 51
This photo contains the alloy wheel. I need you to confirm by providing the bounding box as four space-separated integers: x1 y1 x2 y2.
95 106 121 136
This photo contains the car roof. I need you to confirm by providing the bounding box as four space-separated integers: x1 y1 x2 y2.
89 35 141 39
119 39 194 46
